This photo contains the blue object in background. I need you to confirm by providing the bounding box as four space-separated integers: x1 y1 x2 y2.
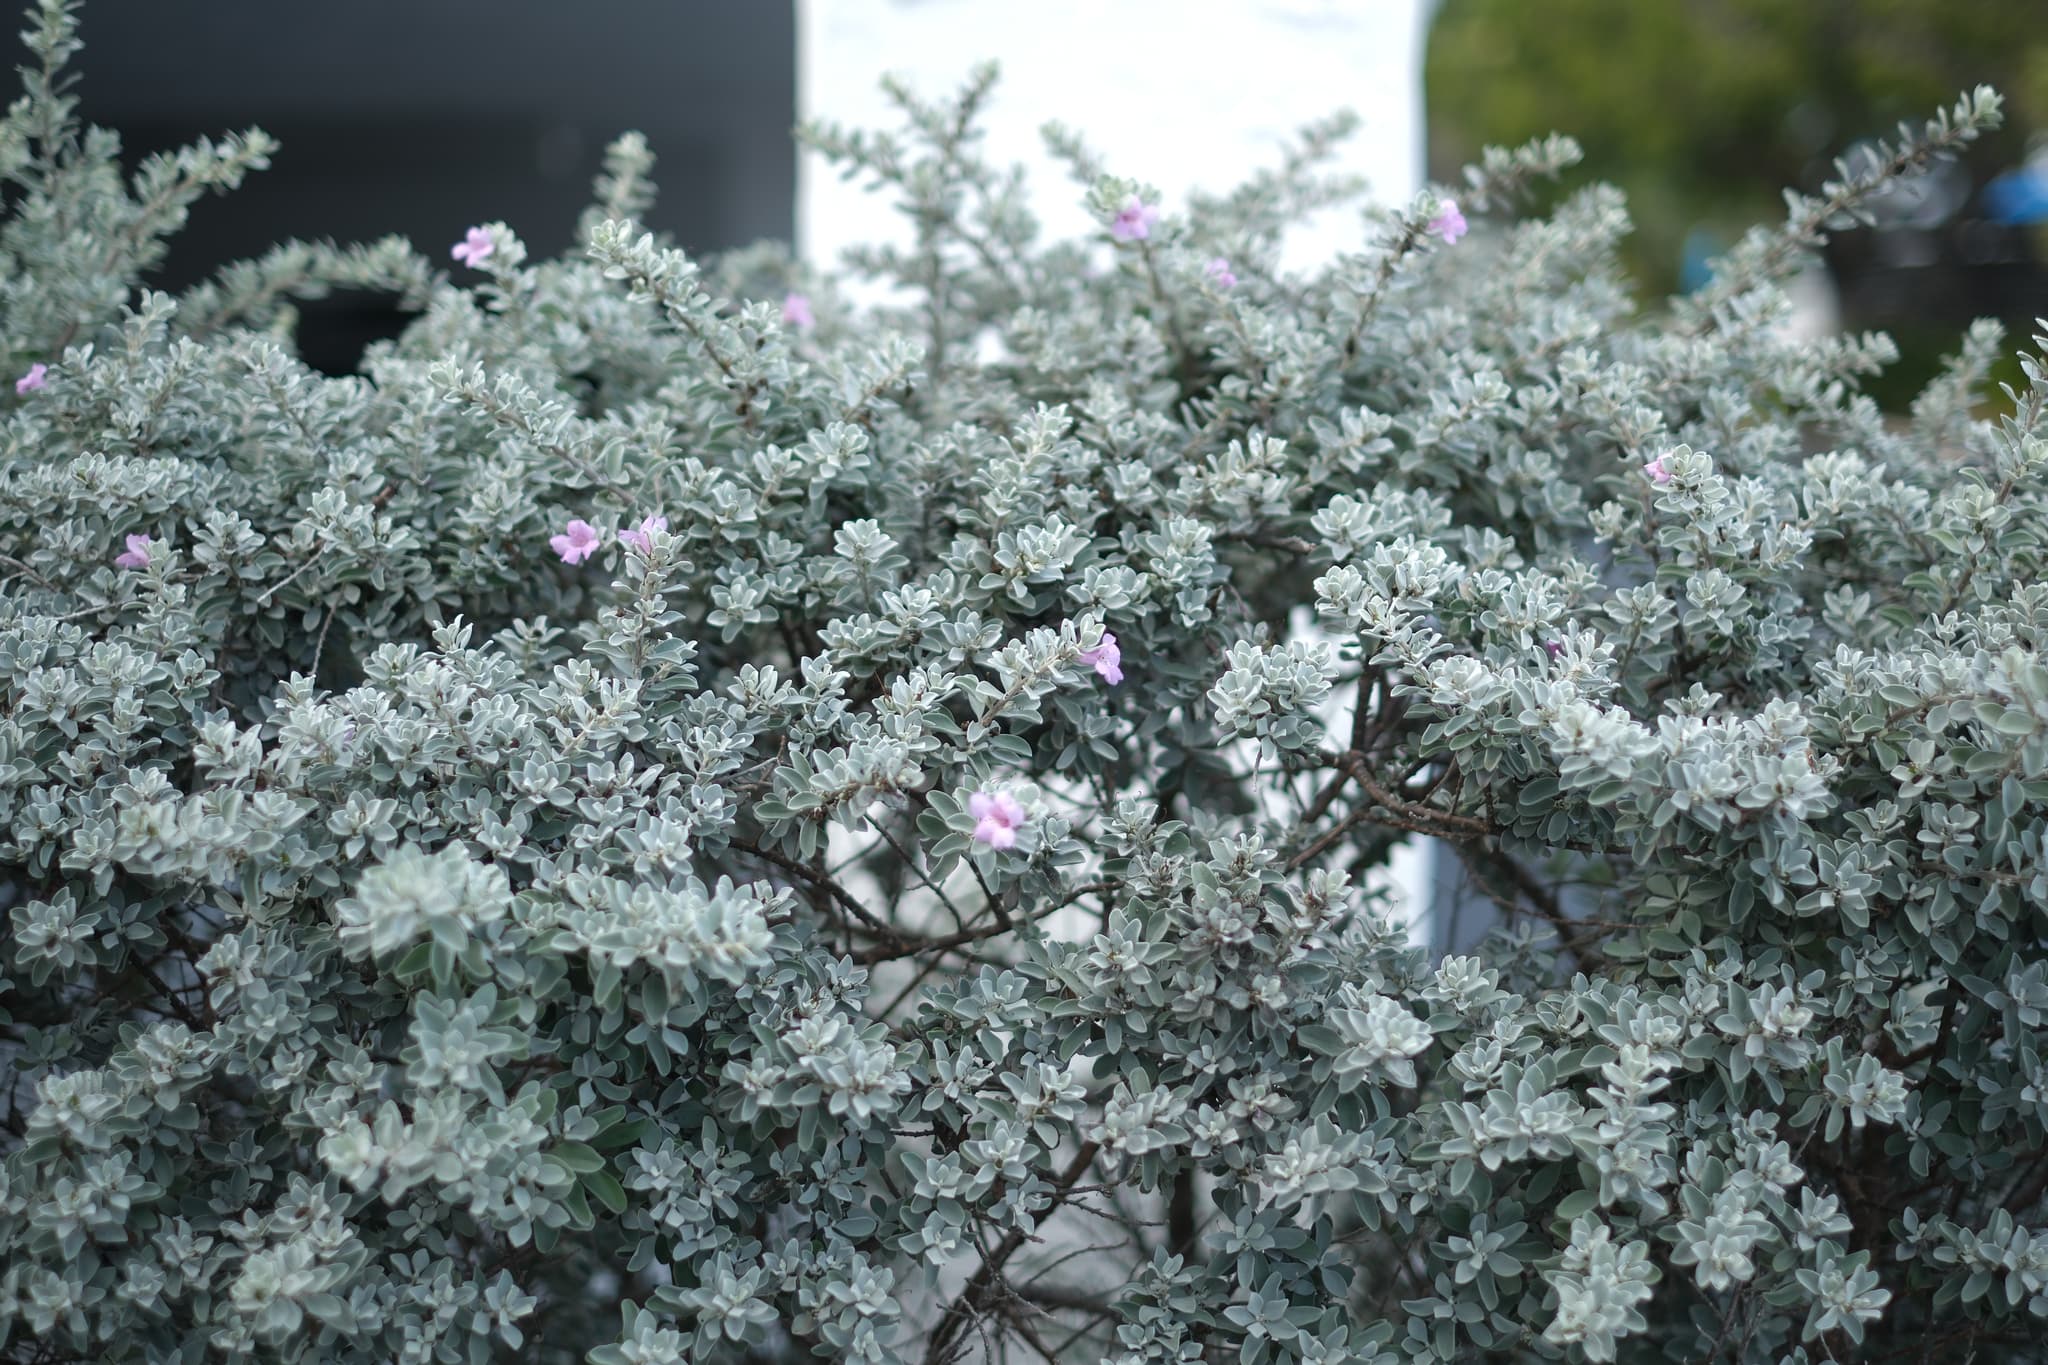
1679 226 1725 293
1985 164 2048 224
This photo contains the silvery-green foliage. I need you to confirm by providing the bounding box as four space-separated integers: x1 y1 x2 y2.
0 3 2041 1361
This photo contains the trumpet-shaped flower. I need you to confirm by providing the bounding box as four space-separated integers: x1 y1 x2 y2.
1110 196 1159 244
451 227 495 268
968 791 1026 850
618 515 668 554
1428 199 1468 244
549 519 602 565
1078 633 1123 685
114 533 152 569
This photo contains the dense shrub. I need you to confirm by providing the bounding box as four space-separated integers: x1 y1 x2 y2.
1 4 2044 1360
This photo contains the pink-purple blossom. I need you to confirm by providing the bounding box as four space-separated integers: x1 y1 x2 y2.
1427 199 1469 245
1644 456 1673 486
1077 632 1123 685
781 292 814 329
15 363 47 394
114 533 152 570
618 514 668 553
549 519 602 565
1543 639 1564 660
1205 257 1237 289
968 790 1026 850
450 227 495 268
1110 196 1159 244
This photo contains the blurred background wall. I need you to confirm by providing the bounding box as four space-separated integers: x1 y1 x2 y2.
798 0 1429 272
73 0 796 372
69 1 2048 395
73 1 1438 366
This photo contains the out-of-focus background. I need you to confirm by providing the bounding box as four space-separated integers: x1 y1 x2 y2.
72 0 798 373
1427 0 2048 406
76 0 2046 395
72 0 2048 945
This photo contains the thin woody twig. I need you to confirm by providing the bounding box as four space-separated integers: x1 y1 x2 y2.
731 837 902 945
923 1140 1103 1365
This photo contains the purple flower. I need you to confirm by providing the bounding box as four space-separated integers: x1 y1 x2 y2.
967 790 1026 850
1543 639 1564 660
114 533 152 570
781 292 814 329
1077 632 1123 685
1204 257 1237 290
1110 196 1160 244
451 227 495 268
549 519 602 565
1644 456 1673 486
1427 198 1468 245
618 514 668 554
15 363 47 394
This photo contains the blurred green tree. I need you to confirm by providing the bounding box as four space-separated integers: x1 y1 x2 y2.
1425 0 2047 301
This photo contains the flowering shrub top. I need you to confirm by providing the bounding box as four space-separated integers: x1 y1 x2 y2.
0 6 2043 1363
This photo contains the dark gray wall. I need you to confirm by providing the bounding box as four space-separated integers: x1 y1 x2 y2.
72 0 795 367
